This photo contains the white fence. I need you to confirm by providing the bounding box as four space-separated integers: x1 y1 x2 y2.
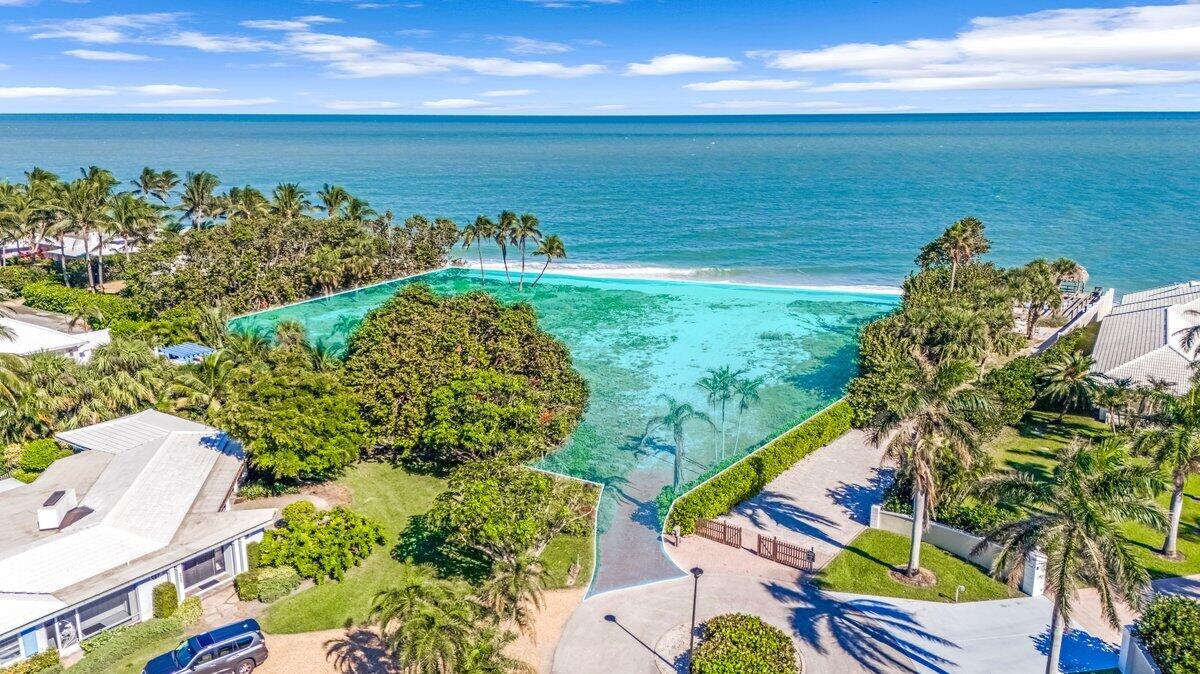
1119 626 1163 674
870 505 1046 596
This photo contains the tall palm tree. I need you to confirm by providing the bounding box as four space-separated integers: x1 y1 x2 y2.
344 197 376 222
530 234 565 287
461 216 494 285
976 438 1164 674
154 169 179 203
868 356 989 578
108 193 163 261
308 245 343 295
697 366 744 461
641 395 715 490
59 177 112 291
477 553 552 638
1094 377 1133 431
495 211 518 284
732 374 764 450
1134 387 1200 559
168 351 235 421
512 213 542 291
916 216 991 292
270 183 312 223
1010 259 1063 339
178 171 221 228
225 186 268 220
1039 351 1102 423
129 167 159 199
459 628 530 674
317 184 351 218
371 569 480 674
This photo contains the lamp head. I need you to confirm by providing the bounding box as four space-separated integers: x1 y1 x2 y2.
691 567 704 578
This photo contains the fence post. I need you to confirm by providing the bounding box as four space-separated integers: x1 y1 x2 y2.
673 525 681 547
1021 550 1047 596
869 504 881 529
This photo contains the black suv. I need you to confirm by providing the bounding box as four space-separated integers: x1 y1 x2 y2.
143 619 268 674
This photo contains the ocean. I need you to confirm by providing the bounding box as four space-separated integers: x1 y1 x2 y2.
0 112 1196 294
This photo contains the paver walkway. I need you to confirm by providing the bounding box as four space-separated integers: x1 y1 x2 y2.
668 429 891 579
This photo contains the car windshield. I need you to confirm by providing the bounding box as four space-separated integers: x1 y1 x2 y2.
173 639 197 667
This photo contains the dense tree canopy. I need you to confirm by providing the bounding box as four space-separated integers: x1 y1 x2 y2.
344 284 588 466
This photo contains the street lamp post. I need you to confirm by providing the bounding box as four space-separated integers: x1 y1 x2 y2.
688 567 704 659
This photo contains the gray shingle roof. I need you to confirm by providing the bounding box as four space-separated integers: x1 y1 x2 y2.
1092 281 1200 395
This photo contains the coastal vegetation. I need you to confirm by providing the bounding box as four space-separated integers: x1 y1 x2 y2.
1134 595 1200 674
690 614 798 674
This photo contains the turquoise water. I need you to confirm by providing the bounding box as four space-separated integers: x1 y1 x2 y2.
231 268 896 593
2 113 1198 294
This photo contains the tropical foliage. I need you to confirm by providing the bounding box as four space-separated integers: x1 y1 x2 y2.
1135 595 1200 674
690 613 798 674
259 501 385 583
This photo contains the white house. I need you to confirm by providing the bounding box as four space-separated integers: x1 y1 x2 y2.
38 234 134 262
0 318 111 364
1091 281 1200 395
0 411 275 666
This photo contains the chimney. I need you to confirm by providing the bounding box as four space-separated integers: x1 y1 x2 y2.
38 489 78 531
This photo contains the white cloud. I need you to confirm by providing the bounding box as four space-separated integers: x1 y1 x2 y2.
326 99 403 110
517 0 623 7
63 48 157 61
1084 87 1129 96
126 84 222 95
695 100 917 113
0 86 115 99
156 31 275 53
0 0 37 6
422 98 488 109
242 20 312 31
591 103 626 110
21 13 182 44
683 79 809 91
752 4 1200 93
490 35 571 55
481 88 536 97
131 97 277 108
626 53 738 76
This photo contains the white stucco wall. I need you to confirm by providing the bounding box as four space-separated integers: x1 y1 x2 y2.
1119 626 1163 674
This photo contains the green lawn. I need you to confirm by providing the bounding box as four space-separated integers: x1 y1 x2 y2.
816 529 1019 603
261 460 597 633
987 411 1200 579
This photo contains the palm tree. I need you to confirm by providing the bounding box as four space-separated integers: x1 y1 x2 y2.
108 193 163 261
1010 259 1063 339
178 171 221 228
530 234 565 287
225 186 268 220
371 569 480 674
1039 351 1102 423
976 438 1164 674
495 211 517 284
697 366 744 461
461 216 494 285
732 375 764 450
916 217 991 292
459 628 530 674
59 177 112 291
512 213 542 291
344 197 376 222
868 356 989 578
1134 387 1200 559
641 395 715 490
168 351 235 421
224 330 271 366
1094 378 1133 431
270 183 312 223
317 184 351 218
129 167 159 199
477 553 552 637
154 169 179 203
308 245 343 295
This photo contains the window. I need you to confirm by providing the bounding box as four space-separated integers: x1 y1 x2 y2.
182 547 228 589
217 643 234 657
193 650 214 665
235 637 253 651
77 588 135 638
0 635 20 666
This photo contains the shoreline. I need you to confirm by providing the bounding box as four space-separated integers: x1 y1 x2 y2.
470 261 903 296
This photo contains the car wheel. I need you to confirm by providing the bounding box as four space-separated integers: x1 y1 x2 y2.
235 659 256 674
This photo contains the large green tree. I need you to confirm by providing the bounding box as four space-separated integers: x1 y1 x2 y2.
1135 387 1200 558
916 216 991 292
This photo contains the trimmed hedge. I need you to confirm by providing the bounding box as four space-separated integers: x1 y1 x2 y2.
20 282 138 327
16 440 72 481
234 569 260 601
0 649 59 674
235 566 301 603
151 581 178 619
176 596 202 626
665 401 853 534
73 619 183 674
246 541 261 570
691 613 798 674
1135 595 1200 674
0 264 53 294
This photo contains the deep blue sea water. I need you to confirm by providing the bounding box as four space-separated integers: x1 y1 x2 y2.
0 113 1196 294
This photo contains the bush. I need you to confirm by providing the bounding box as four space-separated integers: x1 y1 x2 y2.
690 613 797 674
0 649 59 674
1135 595 1200 674
280 499 316 523
0 264 52 293
234 570 261 601
246 541 261 570
664 402 853 534
259 506 384 582
254 566 302 602
18 440 72 474
151 581 178 619
73 618 183 674
175 596 202 626
967 356 1038 440
20 282 139 327
237 478 300 501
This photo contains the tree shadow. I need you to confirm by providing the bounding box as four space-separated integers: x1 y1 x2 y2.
324 628 400 674
739 491 842 550
826 466 895 525
766 581 959 674
1030 627 1118 673
392 514 490 582
1155 575 1200 601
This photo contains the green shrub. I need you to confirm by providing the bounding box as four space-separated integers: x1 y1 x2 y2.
237 478 300 501
1135 595 1200 674
968 356 1038 440
73 618 183 674
690 613 797 674
280 500 316 523
0 264 52 293
234 570 261 601
151 581 178 618
18 440 72 474
20 282 138 327
175 596 202 626
260 506 383 582
664 401 852 534
246 541 261 570
254 566 302 602
0 649 59 674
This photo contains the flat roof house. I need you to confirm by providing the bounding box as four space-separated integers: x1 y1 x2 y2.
0 411 274 667
0 318 111 364
1091 281 1200 395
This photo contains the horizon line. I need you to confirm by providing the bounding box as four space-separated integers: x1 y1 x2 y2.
0 110 1199 119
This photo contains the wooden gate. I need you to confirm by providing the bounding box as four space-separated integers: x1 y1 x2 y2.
757 534 815 572
696 518 742 548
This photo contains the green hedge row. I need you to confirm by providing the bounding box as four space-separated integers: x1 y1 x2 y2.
151 581 178 619
664 401 853 534
0 649 59 674
0 265 53 294
20 282 139 327
691 613 798 674
77 617 182 661
234 566 301 603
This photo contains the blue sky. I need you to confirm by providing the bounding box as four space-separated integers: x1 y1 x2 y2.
1 0 1199 114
